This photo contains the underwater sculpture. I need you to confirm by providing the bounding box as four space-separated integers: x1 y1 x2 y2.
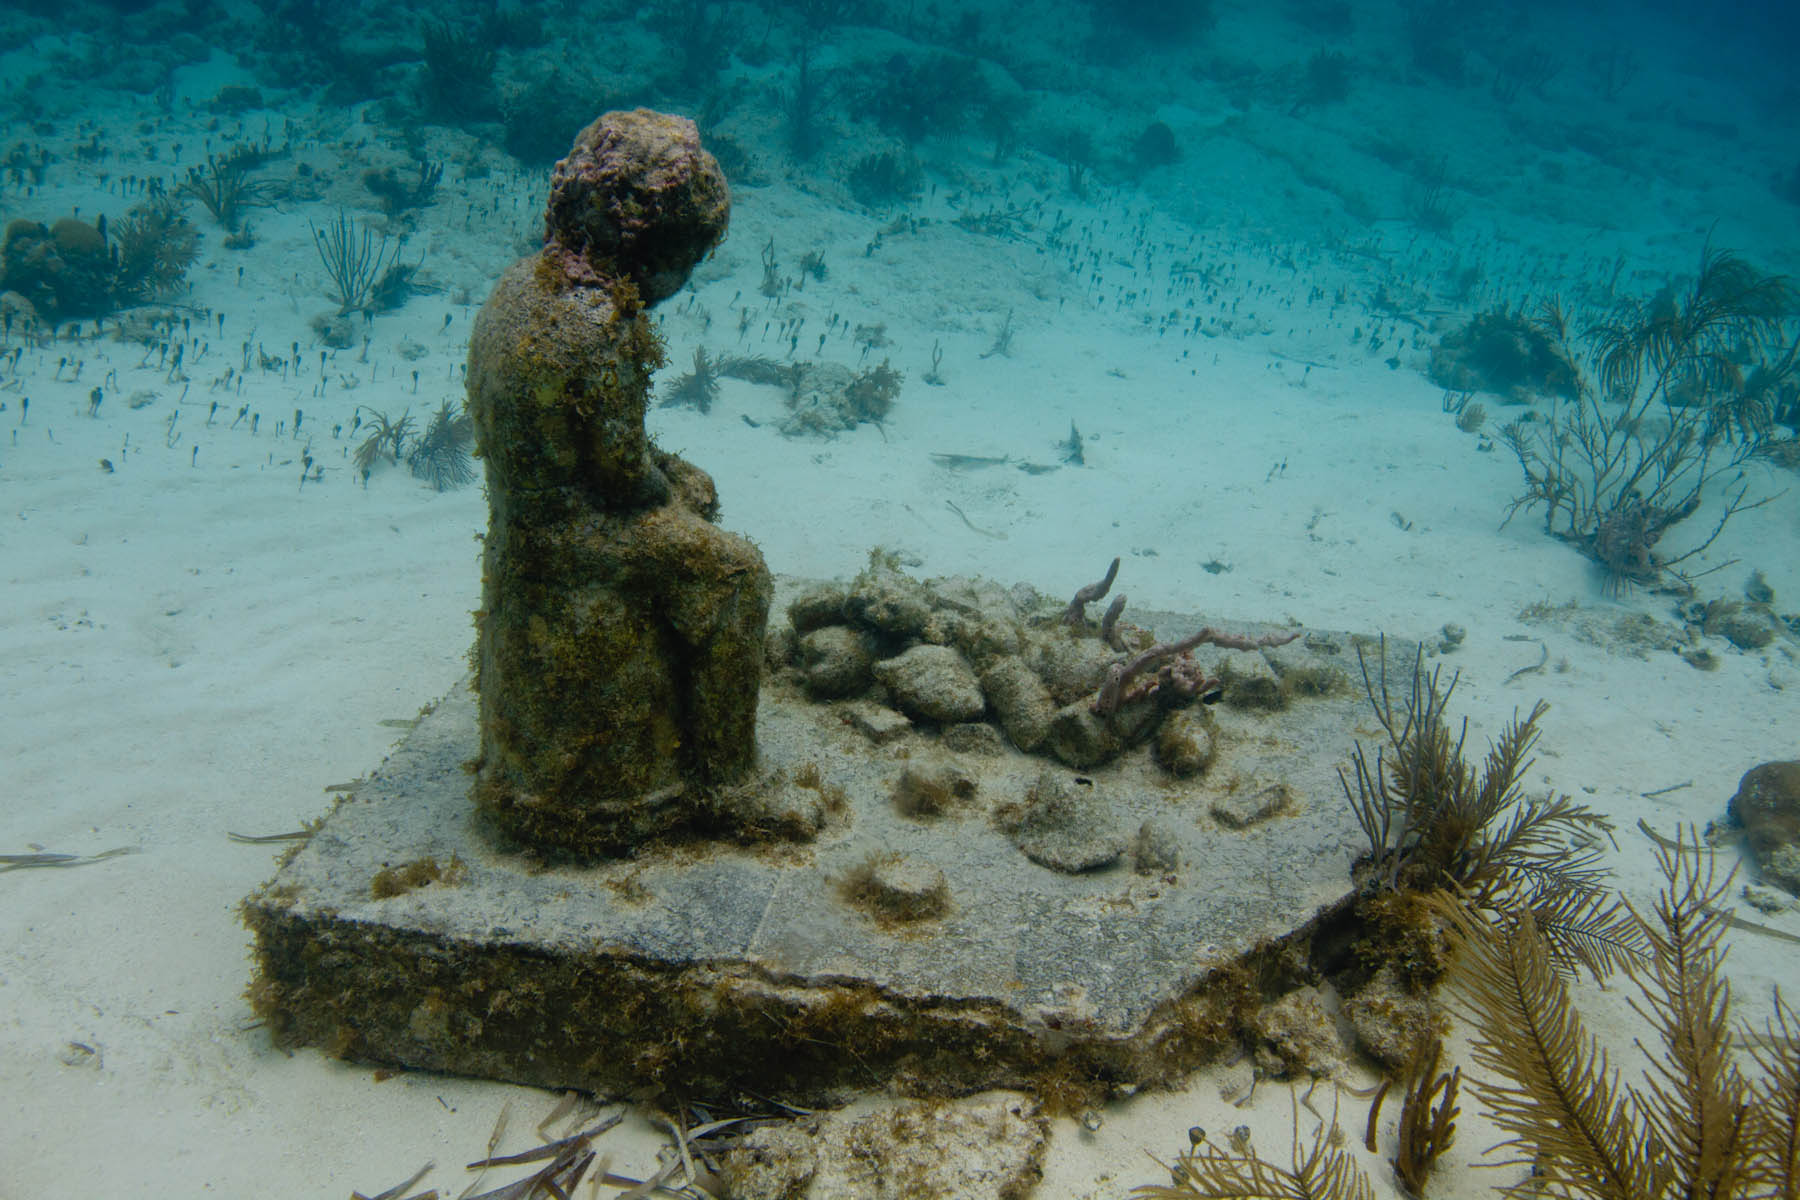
466 109 772 857
247 109 1384 1115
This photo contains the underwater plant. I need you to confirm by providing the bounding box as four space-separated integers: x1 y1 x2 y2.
845 149 923 209
1292 49 1354 114
1383 1037 1460 1197
843 360 902 424
1431 833 1800 1200
1289 0 1355 37
1048 126 1097 198
979 91 1031 165
648 0 736 91
660 346 722 413
782 4 846 163
352 407 413 485
419 19 497 123
1405 156 1459 233
477 4 543 49
311 213 404 315
854 52 990 146
1339 640 1640 977
407 400 476 491
503 68 611 166
1441 391 1488 435
1091 0 1215 40
1428 309 1579 403
362 160 443 215
1137 834 1800 1200
1404 0 1467 83
108 197 198 304
1490 45 1560 105
1591 45 1639 100
177 146 269 231
1500 247 1796 592
1132 120 1180 174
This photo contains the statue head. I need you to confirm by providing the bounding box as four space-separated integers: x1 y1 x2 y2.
543 108 730 305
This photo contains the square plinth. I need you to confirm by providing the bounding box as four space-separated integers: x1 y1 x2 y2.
245 623 1376 1102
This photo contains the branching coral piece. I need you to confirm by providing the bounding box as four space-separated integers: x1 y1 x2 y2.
1062 556 1120 627
109 197 198 303
1391 1038 1460 1197
1099 594 1128 649
311 212 403 315
1426 831 1793 1200
1338 639 1641 977
407 400 475 491
660 346 721 412
1134 1100 1374 1200
1500 247 1795 591
352 407 412 484
1093 626 1300 716
178 146 269 231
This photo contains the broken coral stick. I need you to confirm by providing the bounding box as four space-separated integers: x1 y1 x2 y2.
1099 594 1128 649
1063 556 1121 626
1092 625 1302 715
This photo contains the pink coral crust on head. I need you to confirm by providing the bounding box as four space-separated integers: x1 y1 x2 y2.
543 108 729 304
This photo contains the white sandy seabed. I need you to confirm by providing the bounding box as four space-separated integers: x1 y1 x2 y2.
2 14 1799 1199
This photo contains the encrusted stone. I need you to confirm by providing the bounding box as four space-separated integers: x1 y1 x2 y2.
1705 602 1782 651
1263 642 1346 698
872 644 985 723
1211 780 1295 829
980 655 1057 752
1132 820 1180 874
1042 701 1120 769
1729 761 1800 894
798 625 874 699
846 566 934 637
717 1120 817 1200
841 700 910 744
1253 987 1344 1078
942 722 1006 756
1155 709 1215 778
1010 771 1126 873
844 854 951 923
893 758 978 818
764 621 799 671
787 585 848 633
1218 648 1284 710
1032 635 1118 705
1342 966 1441 1072
722 1093 1047 1200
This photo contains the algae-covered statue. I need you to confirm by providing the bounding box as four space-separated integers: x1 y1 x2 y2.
466 109 771 857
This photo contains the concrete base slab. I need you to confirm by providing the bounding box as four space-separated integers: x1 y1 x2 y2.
244 611 1378 1103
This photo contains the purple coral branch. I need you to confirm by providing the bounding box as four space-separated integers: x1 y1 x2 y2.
1062 556 1120 627
1092 625 1302 715
1099 594 1128 649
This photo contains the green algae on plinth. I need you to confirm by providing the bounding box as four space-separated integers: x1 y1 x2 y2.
466 109 773 857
